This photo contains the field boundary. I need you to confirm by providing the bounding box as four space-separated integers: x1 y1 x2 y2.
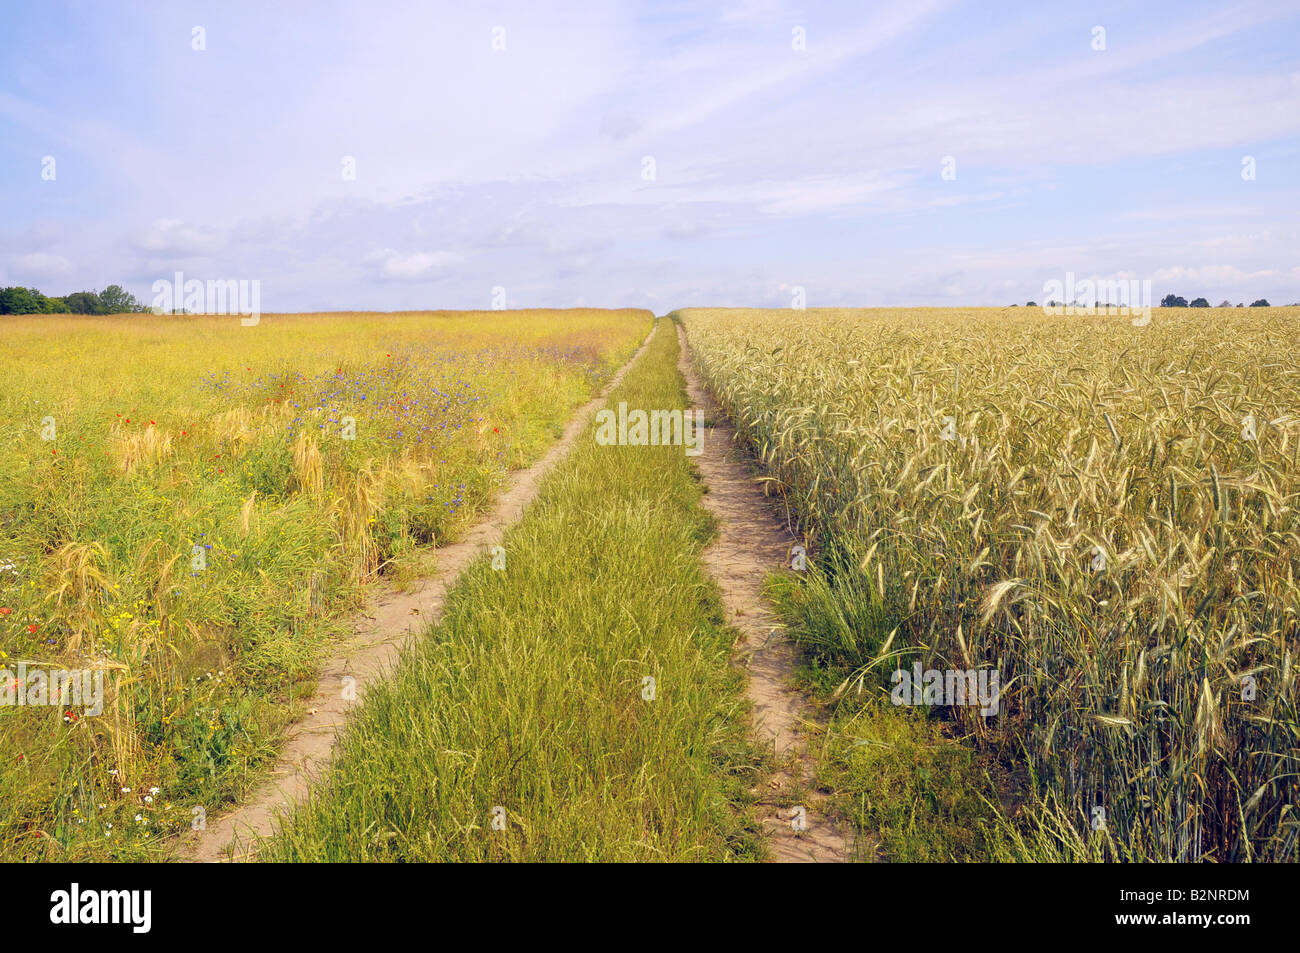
176 321 658 862
675 320 852 863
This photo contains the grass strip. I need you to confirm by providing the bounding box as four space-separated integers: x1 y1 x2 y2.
261 319 762 861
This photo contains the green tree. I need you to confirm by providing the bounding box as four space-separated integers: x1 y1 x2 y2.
63 291 104 314
0 286 43 314
98 284 143 313
1250 299 1270 307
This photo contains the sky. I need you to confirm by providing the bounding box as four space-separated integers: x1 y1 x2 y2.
1 0 1298 312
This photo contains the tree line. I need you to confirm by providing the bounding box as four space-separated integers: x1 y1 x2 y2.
1159 295 1272 308
0 284 147 315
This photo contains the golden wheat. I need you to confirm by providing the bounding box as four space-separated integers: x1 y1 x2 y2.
679 305 1300 862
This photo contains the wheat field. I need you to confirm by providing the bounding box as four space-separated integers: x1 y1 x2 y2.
678 306 1300 862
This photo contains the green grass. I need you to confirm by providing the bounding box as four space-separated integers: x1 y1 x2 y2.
260 319 763 861
766 563 1002 862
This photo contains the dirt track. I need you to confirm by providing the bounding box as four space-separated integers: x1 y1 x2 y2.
675 322 851 863
177 322 657 862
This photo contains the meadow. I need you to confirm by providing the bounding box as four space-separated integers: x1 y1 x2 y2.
678 306 1300 862
0 308 650 860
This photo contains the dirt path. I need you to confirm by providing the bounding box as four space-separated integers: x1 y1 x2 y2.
178 322 657 862
676 322 851 863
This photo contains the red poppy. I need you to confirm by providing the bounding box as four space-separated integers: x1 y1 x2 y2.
0 607 10 615
27 624 38 633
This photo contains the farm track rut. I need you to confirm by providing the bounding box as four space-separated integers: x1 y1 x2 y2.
177 322 657 862
676 321 852 863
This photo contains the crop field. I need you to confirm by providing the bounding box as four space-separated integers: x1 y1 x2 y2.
678 306 1300 862
0 308 650 860
4 304 1298 869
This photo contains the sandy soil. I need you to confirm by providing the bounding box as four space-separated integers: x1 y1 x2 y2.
676 322 853 863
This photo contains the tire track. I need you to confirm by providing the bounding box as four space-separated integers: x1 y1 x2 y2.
177 321 657 862
676 321 850 863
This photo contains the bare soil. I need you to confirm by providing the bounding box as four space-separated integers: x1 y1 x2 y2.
676 321 854 863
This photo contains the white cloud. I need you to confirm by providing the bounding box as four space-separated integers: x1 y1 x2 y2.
365 249 464 281
134 219 227 256
9 252 73 280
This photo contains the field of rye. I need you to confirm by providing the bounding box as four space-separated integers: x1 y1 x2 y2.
0 308 650 860
678 306 1300 862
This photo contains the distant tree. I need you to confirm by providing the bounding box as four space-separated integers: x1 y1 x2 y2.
98 284 144 313
1026 301 1037 307
1218 300 1232 307
63 291 105 314
0 286 42 314
1189 297 1210 307
40 293 69 313
1237 302 1244 307
1 284 148 315
1161 294 1188 307
1251 299 1270 307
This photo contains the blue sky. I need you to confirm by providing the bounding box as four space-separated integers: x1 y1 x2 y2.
2 0 1298 311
